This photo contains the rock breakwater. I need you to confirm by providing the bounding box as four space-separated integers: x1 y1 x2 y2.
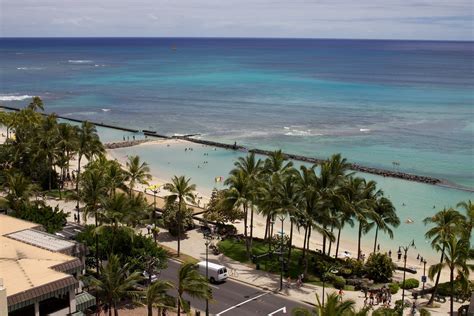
179 137 441 185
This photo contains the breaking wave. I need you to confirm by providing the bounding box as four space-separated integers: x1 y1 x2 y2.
68 60 93 64
0 95 33 101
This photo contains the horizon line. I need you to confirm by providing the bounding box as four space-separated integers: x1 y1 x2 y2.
1 36 473 43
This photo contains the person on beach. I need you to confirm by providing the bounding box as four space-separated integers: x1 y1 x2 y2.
388 250 392 258
286 276 291 288
338 289 344 301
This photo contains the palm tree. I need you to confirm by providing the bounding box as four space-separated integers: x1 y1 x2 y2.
105 159 128 197
125 155 152 196
36 114 60 191
297 165 333 275
229 153 262 253
75 121 104 217
163 176 196 256
260 150 293 240
57 123 79 184
423 207 465 305
81 167 109 272
27 96 44 111
135 280 174 316
4 172 39 212
272 170 301 263
371 196 399 253
86 254 142 316
223 170 252 257
428 235 470 315
291 293 363 316
344 177 379 260
456 200 473 239
316 154 351 255
176 261 212 315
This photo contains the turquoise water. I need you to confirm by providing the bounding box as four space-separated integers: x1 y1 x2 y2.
109 139 473 262
1 38 473 188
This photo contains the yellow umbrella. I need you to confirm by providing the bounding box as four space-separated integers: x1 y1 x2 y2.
147 184 162 191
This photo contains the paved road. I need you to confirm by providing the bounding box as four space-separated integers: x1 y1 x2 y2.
160 260 311 315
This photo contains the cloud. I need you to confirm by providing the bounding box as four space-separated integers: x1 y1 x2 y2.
0 0 472 40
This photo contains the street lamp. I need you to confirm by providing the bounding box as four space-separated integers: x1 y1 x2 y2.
147 184 161 225
422 259 427 296
278 215 286 291
322 264 339 307
400 240 416 313
204 235 212 316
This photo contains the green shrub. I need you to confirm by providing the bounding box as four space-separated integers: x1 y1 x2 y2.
437 279 473 297
373 307 399 316
321 272 335 282
364 253 395 282
332 275 346 289
400 278 419 289
162 202 195 236
13 203 68 233
77 225 168 271
388 282 400 294
344 258 364 277
419 309 431 316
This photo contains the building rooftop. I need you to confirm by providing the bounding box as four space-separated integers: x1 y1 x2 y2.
0 215 81 310
7 229 76 252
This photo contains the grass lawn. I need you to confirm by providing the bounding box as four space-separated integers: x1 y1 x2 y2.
218 238 354 290
43 189 76 200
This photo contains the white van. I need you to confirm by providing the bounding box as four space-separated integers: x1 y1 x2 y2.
197 261 228 283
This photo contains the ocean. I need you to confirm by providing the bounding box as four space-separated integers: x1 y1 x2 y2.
0 37 473 189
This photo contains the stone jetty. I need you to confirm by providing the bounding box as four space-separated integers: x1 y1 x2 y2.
179 136 442 185
104 139 153 149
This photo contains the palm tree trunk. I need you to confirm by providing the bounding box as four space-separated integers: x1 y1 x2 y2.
328 225 334 257
373 226 379 254
147 303 153 316
249 204 254 254
264 215 270 240
335 226 342 259
244 205 250 258
114 304 118 316
304 226 311 277
357 222 362 260
302 225 308 261
177 297 181 315
428 247 445 305
108 305 112 316
287 220 294 263
76 155 82 215
95 213 100 274
177 198 182 257
48 157 52 191
450 266 454 315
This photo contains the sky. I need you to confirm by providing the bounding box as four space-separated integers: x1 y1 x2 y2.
1 0 473 40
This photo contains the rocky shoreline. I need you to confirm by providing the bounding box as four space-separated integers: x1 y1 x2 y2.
104 139 153 149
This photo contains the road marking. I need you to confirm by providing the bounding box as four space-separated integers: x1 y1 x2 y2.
216 292 270 315
209 284 220 289
268 307 286 315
